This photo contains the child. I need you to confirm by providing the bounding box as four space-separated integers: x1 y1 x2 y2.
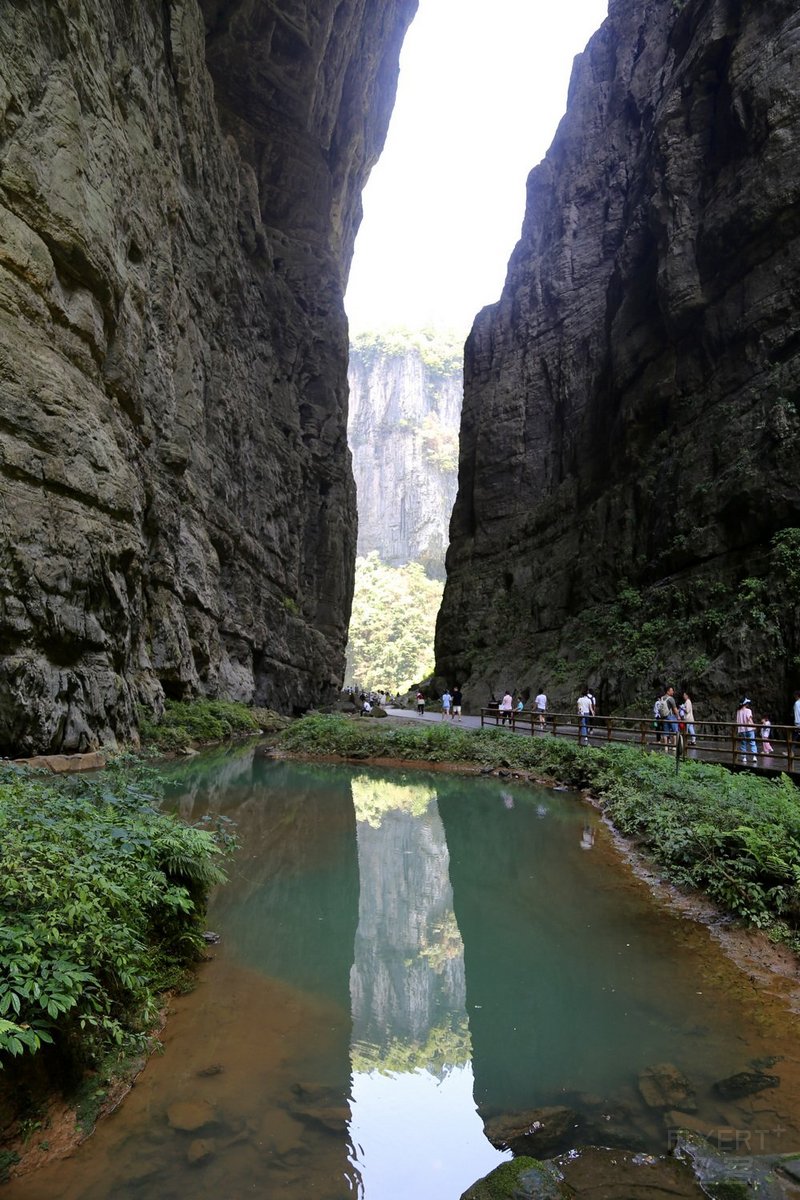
760 715 773 756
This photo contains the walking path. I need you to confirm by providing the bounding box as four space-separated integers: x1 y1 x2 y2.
383 707 799 778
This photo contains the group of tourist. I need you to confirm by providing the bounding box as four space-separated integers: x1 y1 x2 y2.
406 686 800 765
434 687 464 721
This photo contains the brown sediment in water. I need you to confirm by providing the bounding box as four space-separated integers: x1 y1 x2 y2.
3 949 354 1198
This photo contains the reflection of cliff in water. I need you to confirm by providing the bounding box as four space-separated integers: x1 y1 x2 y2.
349 774 469 1073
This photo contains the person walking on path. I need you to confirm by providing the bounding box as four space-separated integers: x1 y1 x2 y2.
735 698 758 764
416 690 425 716
661 687 680 750
794 691 800 747
681 692 696 746
760 714 773 757
577 691 593 745
441 689 452 721
499 691 514 726
534 687 547 729
452 686 463 722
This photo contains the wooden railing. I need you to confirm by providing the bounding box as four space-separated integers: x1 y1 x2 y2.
479 708 799 773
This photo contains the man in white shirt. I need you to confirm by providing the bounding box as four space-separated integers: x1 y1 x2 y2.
534 688 547 729
577 692 593 744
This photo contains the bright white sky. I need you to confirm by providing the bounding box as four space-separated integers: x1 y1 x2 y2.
345 0 609 336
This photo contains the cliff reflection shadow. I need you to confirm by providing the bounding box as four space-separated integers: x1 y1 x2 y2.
347 772 506 1195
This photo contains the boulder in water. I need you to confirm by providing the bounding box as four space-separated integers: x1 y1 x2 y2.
638 1063 696 1111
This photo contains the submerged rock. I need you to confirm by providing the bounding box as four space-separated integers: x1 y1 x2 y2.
486 1106 581 1158
713 1070 780 1101
638 1063 697 1112
166 1099 217 1133
186 1137 216 1165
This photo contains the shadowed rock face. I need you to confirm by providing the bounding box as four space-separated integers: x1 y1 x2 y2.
436 0 800 716
0 0 416 753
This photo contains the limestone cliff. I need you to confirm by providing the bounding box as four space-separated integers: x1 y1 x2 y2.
348 330 462 578
0 0 416 753
436 0 800 717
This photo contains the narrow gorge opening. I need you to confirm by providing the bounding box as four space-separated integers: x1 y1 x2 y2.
342 0 609 701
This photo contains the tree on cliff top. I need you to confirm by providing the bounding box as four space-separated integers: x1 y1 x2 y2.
349 326 463 377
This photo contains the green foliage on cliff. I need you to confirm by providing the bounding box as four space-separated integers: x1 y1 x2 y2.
345 553 443 693
350 326 463 377
419 411 459 473
280 715 800 946
138 698 261 752
532 526 800 711
0 761 229 1072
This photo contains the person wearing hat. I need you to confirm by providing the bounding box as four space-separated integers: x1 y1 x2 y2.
735 697 758 764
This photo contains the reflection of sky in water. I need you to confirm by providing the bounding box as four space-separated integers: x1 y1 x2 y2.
349 1065 508 1199
348 776 505 1194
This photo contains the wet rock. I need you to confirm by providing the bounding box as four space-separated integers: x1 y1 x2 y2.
186 1137 216 1165
672 1131 787 1200
713 1071 780 1101
196 1064 224 1078
556 1146 707 1199
664 1111 723 1143
780 1157 800 1183
291 1103 349 1137
201 932 221 944
486 1106 581 1157
638 1063 697 1111
461 1156 567 1200
166 1099 217 1133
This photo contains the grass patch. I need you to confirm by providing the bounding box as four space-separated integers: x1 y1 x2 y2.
278 715 800 947
138 698 261 752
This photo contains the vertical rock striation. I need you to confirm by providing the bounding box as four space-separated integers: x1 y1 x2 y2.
0 0 417 753
348 332 462 578
436 0 800 714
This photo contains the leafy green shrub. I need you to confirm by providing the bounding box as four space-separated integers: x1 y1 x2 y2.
138 698 260 751
0 760 229 1073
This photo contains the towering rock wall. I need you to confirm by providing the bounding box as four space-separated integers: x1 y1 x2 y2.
348 331 462 578
436 0 800 716
0 0 417 754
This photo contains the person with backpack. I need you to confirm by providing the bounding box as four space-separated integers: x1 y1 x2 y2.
652 694 664 743
659 687 679 750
